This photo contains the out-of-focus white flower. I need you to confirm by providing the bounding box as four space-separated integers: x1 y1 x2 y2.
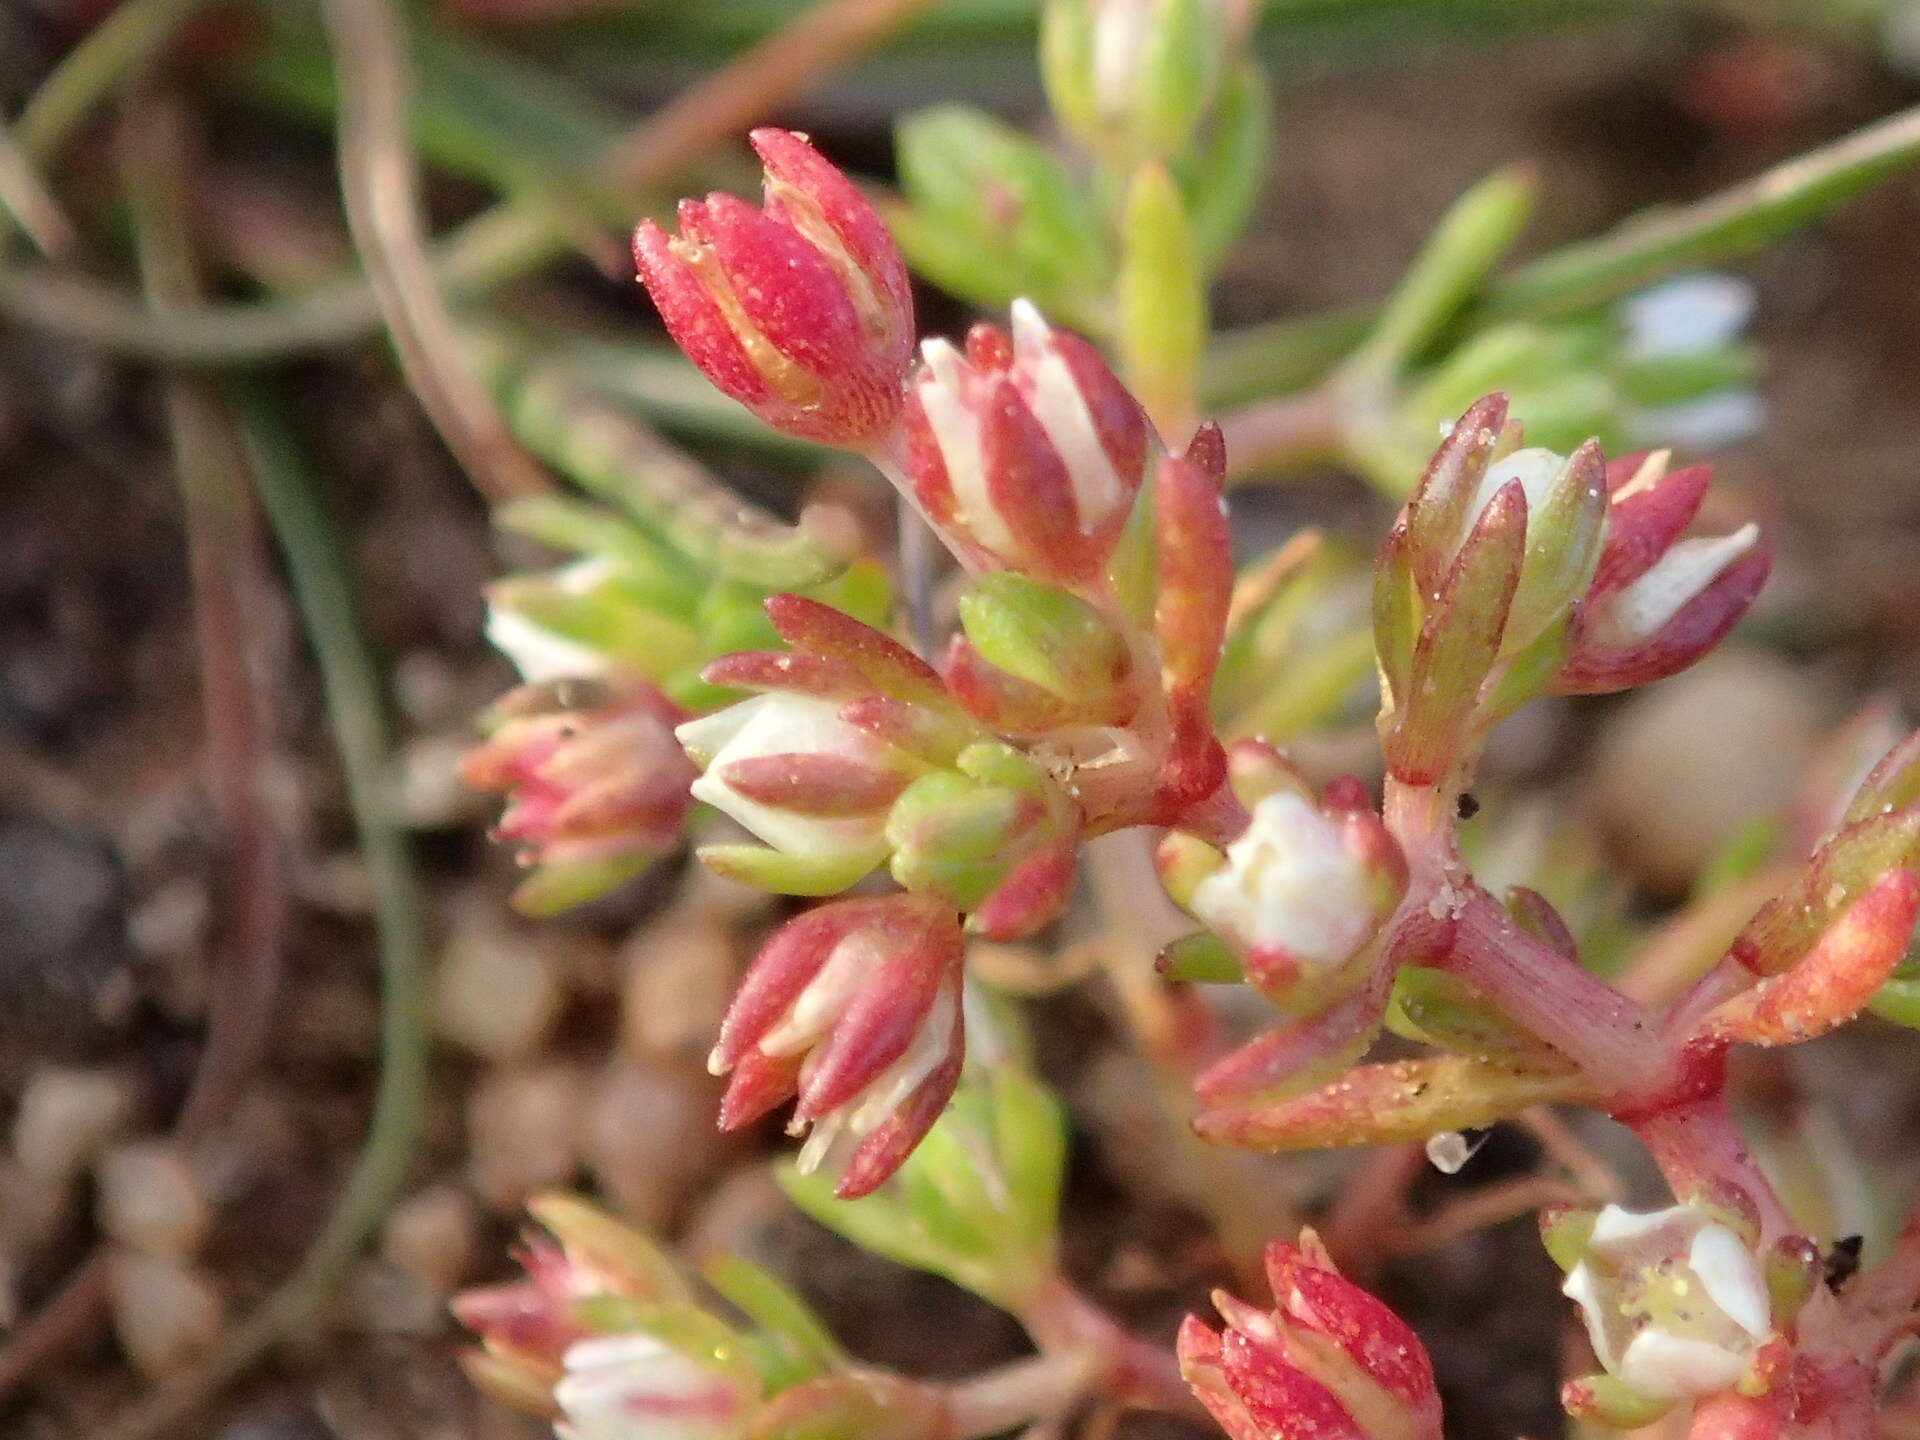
1622 275 1755 361
1622 274 1764 452
1560 1203 1771 1403
555 1333 756 1440
1190 792 1374 973
486 560 619 684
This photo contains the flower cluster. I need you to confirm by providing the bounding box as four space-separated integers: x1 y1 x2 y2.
611 129 1245 1195
450 110 1920 1440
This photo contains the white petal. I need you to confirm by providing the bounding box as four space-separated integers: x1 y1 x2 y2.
1463 447 1565 552
757 931 890 1056
675 694 770 767
915 346 1011 555
682 694 894 860
1598 524 1759 645
1690 1224 1771 1339
556 1335 745 1440
1616 1328 1749 1401
1562 1261 1621 1374
486 607 607 685
1622 275 1755 360
1191 792 1372 966
1588 1202 1693 1250
1012 299 1125 530
1091 0 1151 115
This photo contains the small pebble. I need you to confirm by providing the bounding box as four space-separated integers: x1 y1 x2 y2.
436 906 567 1064
1589 650 1824 896
466 1063 585 1213
106 1248 225 1378
12 1065 138 1184
619 905 735 1062
580 1059 723 1227
347 1257 446 1336
381 1183 480 1301
96 1138 212 1259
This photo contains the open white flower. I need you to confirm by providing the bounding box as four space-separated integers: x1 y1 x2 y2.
1190 792 1374 971
1561 1203 1771 1403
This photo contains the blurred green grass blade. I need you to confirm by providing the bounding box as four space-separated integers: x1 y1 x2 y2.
233 18 626 207
1476 103 1920 324
1204 102 1920 407
552 335 828 461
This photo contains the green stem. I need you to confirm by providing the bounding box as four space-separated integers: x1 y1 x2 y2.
1340 163 1535 386
17 0 212 164
91 387 433 1440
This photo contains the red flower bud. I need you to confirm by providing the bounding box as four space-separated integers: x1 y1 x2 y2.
632 129 912 446
1179 1234 1442 1440
903 300 1150 586
709 895 965 1197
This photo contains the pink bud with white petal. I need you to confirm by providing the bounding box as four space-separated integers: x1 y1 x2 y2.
903 299 1150 587
461 681 696 915
555 1334 758 1440
709 895 965 1198
679 596 972 897
632 129 912 447
1558 450 1769 694
1179 1233 1442 1440
452 1194 687 1417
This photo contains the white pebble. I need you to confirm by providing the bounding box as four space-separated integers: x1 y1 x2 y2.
466 1063 585 1213
12 1067 137 1185
96 1139 212 1259
106 1249 224 1377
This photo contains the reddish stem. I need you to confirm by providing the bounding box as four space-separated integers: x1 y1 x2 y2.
1018 1274 1204 1421
1629 1098 1796 1239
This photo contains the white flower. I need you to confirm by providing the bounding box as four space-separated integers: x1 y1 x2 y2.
675 694 901 865
1190 792 1374 968
1621 275 1765 452
554 1334 754 1440
1561 1204 1771 1403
